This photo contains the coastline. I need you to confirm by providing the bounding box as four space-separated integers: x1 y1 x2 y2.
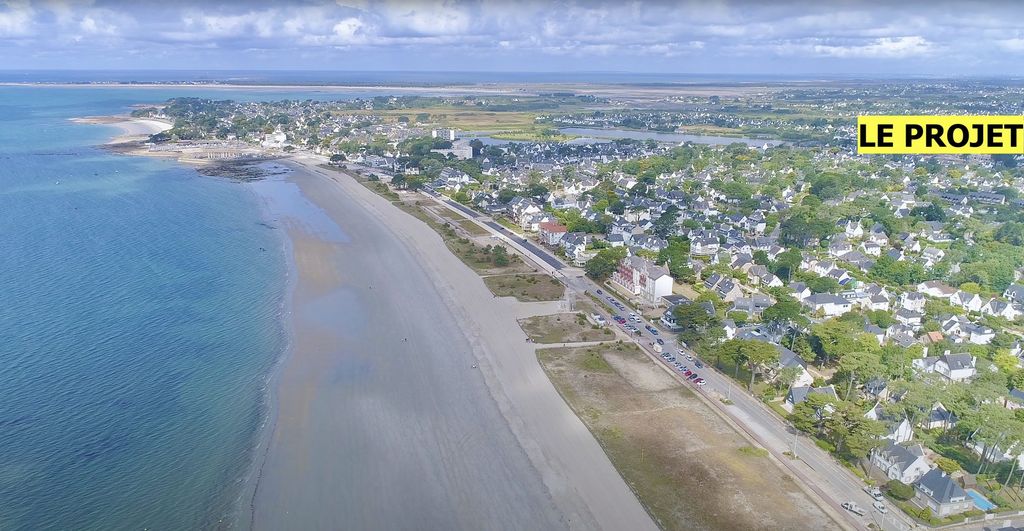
238 153 656 530
69 115 173 144
72 114 653 529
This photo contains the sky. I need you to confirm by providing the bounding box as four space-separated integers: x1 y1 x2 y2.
1 0 1024 76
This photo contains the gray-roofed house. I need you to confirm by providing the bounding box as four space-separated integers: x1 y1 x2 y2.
870 441 932 485
913 469 973 517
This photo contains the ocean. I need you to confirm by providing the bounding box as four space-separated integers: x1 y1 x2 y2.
0 86 297 529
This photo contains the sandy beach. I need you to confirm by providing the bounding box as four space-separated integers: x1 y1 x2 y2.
242 156 655 530
70 115 172 144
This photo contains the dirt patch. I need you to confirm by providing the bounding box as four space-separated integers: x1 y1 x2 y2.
485 273 566 302
519 313 614 343
537 345 839 531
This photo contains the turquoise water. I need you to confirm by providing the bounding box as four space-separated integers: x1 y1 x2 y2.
0 87 292 529
966 488 997 511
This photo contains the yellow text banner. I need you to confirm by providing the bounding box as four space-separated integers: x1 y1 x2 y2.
857 115 1024 154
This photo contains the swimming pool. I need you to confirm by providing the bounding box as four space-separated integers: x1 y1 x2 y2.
966 488 997 511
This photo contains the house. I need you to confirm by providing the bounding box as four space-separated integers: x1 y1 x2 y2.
913 469 973 517
802 293 853 317
560 232 590 266
507 197 542 224
982 299 1023 320
865 402 914 443
921 402 957 431
894 308 925 330
870 442 932 485
611 256 674 305
900 292 927 312
538 221 568 246
731 294 774 318
1005 284 1024 304
941 315 995 345
788 282 812 301
917 281 957 299
912 352 977 382
785 385 839 410
949 291 984 313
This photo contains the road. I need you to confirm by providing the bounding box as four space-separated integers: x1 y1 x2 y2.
422 189 917 531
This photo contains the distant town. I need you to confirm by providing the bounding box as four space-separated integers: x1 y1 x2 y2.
135 81 1024 528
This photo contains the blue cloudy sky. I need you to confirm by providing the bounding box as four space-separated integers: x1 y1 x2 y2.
1 0 1023 75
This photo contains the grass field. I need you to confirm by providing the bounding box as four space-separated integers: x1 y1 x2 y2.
518 313 613 343
483 273 565 302
536 344 839 531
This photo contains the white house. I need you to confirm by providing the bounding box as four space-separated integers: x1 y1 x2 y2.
611 256 674 305
870 442 932 485
949 291 984 313
912 352 977 382
802 293 853 317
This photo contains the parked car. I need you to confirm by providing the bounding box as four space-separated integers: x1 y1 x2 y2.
695 378 706 386
683 370 693 377
872 501 887 514
687 374 699 381
841 502 866 516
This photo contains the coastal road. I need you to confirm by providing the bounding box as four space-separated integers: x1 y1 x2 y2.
422 191 915 531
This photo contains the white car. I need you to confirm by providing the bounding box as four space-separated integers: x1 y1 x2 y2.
872 501 887 514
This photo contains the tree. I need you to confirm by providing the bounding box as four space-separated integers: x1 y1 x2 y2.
995 222 1024 246
674 303 721 349
329 153 346 163
584 247 627 281
886 480 915 501
762 299 805 328
935 457 961 474
652 205 680 238
789 392 834 435
492 245 510 267
837 350 884 401
715 339 780 390
911 203 947 222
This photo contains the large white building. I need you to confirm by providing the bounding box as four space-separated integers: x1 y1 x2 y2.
611 256 673 305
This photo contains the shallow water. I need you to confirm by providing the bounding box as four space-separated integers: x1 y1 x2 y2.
0 87 288 529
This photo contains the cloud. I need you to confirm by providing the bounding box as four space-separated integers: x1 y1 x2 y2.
811 36 935 59
0 0 34 37
1 1 1023 73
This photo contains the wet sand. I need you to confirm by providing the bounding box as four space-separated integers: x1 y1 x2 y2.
243 157 656 530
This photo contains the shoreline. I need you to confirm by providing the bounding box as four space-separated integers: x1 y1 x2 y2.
72 114 654 529
240 153 656 530
69 115 173 144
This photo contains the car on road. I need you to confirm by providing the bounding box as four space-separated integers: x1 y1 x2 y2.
694 361 704 369
656 338 665 345
596 289 603 295
872 501 887 514
841 502 866 516
685 354 694 362
863 486 883 501
647 326 659 335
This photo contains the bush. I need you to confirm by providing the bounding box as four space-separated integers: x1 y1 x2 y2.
886 480 915 501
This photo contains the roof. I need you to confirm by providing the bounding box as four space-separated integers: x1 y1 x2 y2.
915 469 966 504
876 441 926 474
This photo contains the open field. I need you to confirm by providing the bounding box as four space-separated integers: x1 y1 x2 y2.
537 343 839 531
518 313 614 343
484 273 565 302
